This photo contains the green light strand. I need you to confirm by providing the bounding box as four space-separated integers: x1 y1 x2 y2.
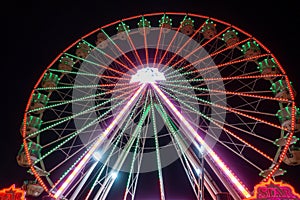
121 21 131 36
124 103 151 197
166 69 196 80
63 52 99 66
160 83 212 104
164 77 205 83
27 87 134 138
85 93 146 199
81 39 134 73
154 102 200 191
65 51 130 77
29 84 136 114
49 68 100 78
53 142 95 188
36 84 105 91
161 82 211 95
153 93 192 155
100 29 117 45
150 92 166 200
99 93 150 199
158 86 213 123
33 95 130 164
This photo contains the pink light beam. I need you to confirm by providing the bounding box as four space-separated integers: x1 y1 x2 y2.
54 84 146 199
151 83 251 199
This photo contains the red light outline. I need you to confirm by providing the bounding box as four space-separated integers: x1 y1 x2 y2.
0 184 26 200
245 179 300 200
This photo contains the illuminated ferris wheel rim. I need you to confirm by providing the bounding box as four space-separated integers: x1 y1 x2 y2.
19 11 298 200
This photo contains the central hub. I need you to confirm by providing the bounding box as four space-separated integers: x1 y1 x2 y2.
130 67 166 84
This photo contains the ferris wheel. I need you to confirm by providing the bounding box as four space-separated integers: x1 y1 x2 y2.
17 12 300 200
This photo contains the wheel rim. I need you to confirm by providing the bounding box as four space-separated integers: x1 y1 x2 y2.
19 12 298 200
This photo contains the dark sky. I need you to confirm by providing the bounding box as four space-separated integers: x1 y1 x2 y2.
2 0 300 199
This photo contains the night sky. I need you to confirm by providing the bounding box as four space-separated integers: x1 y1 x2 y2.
2 0 300 199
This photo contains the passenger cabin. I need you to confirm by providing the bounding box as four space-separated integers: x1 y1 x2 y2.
29 92 48 114
20 115 42 138
95 32 108 49
276 106 300 133
201 21 217 39
22 180 44 197
58 56 74 73
41 72 59 91
270 79 296 100
257 58 279 80
222 29 239 46
180 18 194 36
159 15 172 33
75 42 91 58
241 41 261 60
16 142 41 167
284 146 300 166
137 18 151 35
116 23 130 40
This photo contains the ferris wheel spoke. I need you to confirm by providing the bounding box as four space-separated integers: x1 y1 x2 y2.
123 93 151 200
159 83 287 132
140 16 149 66
47 137 96 177
164 80 289 103
84 94 146 200
34 84 95 91
152 15 167 66
48 69 88 78
165 53 270 80
118 21 144 66
35 82 131 92
200 124 266 172
151 83 251 198
49 68 130 81
164 37 252 77
154 101 203 197
53 84 146 199
82 39 136 73
166 90 274 163
63 52 131 77
35 91 137 166
29 83 137 115
200 71 283 84
159 19 207 73
162 25 231 75
149 92 166 200
155 15 187 68
158 85 275 162
95 101 150 200
161 81 286 115
26 86 136 140
98 28 142 70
